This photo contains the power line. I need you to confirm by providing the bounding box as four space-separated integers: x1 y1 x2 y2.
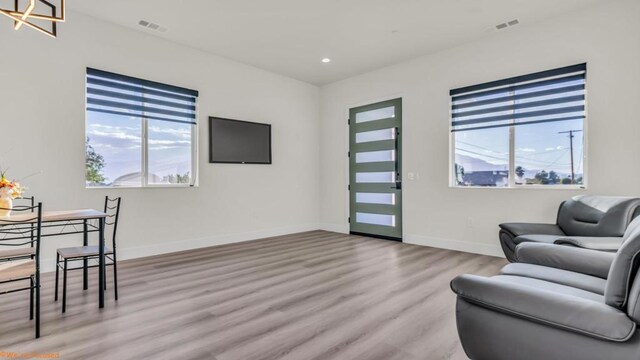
558 129 583 184
455 147 570 169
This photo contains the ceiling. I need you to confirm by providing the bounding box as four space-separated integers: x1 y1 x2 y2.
68 0 611 85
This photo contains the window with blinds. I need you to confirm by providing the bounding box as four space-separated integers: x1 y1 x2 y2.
450 64 587 188
85 68 199 188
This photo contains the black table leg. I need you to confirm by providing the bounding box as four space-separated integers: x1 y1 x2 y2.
98 217 105 308
83 219 88 290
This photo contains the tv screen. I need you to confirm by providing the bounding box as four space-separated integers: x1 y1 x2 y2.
209 117 272 164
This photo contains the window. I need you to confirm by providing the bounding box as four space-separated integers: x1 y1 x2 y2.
85 68 198 187
450 63 586 188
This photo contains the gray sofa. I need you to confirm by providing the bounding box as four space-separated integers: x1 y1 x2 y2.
451 216 640 360
499 195 640 262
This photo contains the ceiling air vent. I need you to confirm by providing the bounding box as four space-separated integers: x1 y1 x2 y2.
495 19 520 31
138 20 168 33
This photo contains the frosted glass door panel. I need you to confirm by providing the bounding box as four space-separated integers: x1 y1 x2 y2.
356 172 395 183
356 213 395 227
356 193 395 205
355 129 395 143
356 150 395 163
355 106 395 123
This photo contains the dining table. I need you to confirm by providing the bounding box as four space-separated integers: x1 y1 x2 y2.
0 209 109 308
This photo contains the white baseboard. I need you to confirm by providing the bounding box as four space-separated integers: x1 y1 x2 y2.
404 234 505 258
40 225 503 272
319 223 349 234
319 223 504 258
40 223 320 273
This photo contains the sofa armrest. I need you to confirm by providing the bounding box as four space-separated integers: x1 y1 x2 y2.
451 274 636 342
499 222 565 237
554 236 624 252
515 242 615 279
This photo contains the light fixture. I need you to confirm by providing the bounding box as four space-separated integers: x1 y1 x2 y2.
322 58 331 63
0 0 65 38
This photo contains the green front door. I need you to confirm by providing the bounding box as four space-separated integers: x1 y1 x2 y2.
349 98 402 240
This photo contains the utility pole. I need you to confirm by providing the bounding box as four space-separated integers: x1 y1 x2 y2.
558 129 583 184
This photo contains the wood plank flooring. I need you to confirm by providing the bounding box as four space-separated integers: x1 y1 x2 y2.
0 231 506 360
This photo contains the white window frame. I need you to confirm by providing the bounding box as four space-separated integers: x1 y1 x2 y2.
85 90 199 189
449 79 588 190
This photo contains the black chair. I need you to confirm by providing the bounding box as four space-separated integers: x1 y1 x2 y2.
0 201 43 338
55 196 121 313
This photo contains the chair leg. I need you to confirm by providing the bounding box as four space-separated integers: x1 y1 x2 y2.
113 256 119 301
54 254 60 301
29 277 34 320
62 259 68 313
104 263 107 291
35 272 40 339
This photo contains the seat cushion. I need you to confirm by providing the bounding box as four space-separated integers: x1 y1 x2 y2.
500 263 606 295
58 245 113 259
514 234 565 245
554 236 624 251
492 275 605 303
0 260 35 281
0 247 35 260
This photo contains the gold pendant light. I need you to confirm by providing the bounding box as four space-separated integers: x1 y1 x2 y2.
0 0 65 38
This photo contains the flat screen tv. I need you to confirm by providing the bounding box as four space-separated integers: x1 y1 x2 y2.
209 117 272 164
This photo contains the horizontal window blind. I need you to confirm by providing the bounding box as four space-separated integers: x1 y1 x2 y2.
450 63 586 132
86 68 199 125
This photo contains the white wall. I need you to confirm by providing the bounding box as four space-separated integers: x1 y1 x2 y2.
319 0 640 256
0 11 320 270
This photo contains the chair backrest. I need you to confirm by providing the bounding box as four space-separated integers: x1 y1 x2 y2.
0 202 43 265
12 196 35 210
557 195 640 237
103 197 121 250
604 216 640 321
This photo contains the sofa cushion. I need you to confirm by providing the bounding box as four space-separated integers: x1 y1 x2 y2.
492 275 604 302
554 236 624 251
515 242 615 279
500 263 606 295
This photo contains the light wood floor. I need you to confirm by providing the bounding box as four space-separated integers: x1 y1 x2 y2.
0 231 506 360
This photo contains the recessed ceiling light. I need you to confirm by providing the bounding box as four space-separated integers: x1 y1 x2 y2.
321 58 331 63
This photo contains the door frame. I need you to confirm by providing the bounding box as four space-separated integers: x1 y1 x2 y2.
346 96 404 241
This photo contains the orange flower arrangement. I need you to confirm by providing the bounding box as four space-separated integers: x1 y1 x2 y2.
0 170 24 200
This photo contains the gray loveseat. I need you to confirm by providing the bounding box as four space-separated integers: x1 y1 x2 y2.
499 195 640 262
451 215 640 360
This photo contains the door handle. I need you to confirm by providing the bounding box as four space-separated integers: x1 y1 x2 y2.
393 127 401 190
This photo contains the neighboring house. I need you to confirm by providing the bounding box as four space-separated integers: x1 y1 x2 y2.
462 171 509 187
112 172 164 187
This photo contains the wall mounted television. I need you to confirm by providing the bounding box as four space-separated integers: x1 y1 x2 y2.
209 117 272 164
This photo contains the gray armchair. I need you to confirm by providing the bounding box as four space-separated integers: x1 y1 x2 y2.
451 216 640 360
499 195 640 262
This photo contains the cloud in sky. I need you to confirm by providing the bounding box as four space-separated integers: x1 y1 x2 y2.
87 113 193 182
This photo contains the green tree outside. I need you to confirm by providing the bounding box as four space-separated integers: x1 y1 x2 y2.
86 137 107 185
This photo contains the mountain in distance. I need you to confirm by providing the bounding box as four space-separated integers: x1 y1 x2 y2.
456 154 582 179
455 154 507 172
